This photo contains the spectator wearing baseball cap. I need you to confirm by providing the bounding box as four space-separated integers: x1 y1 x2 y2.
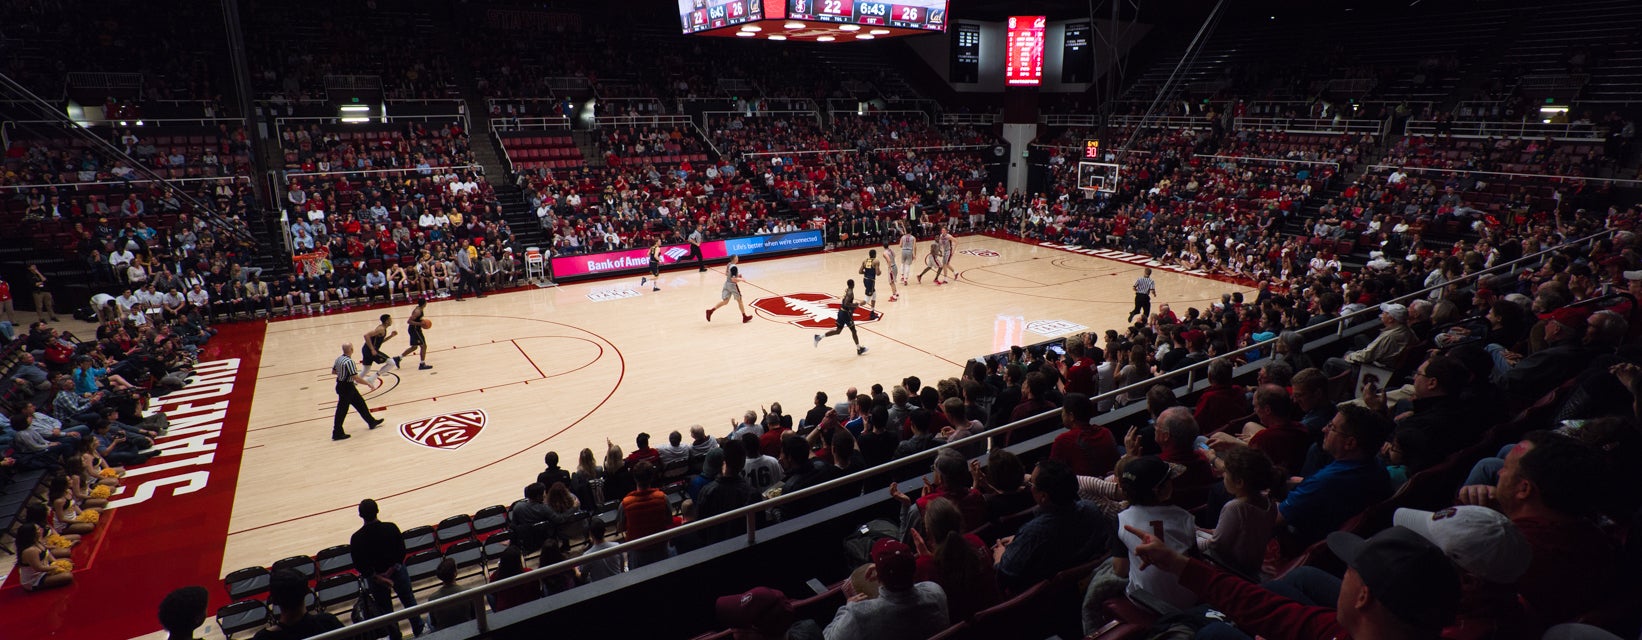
1123 523 1461 640
1324 302 1414 376
822 539 949 639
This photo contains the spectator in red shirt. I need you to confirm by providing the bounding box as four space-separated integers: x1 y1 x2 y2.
1048 393 1119 477
1209 385 1311 473
1193 360 1251 434
620 461 673 568
1126 524 1460 640
623 432 661 468
1457 431 1618 625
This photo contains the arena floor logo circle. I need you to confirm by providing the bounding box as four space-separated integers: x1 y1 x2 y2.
751 293 884 329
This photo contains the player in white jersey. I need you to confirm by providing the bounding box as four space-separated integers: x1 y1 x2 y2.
898 225 916 286
705 256 752 323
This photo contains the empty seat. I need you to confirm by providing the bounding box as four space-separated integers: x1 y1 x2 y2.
224 565 272 601
402 525 437 554
434 514 475 547
472 505 509 536
270 555 317 584
216 599 269 638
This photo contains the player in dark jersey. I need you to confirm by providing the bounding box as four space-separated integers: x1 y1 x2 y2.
399 298 433 370
639 237 663 292
360 313 399 387
859 250 884 317
813 279 867 356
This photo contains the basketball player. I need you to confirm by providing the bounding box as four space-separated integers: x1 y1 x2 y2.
331 343 384 441
399 298 434 370
813 279 867 356
639 237 662 292
897 225 917 286
1128 268 1157 324
360 313 400 387
705 259 751 323
858 250 884 316
882 241 901 302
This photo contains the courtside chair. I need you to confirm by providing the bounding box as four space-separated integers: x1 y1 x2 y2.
271 555 318 585
434 514 475 548
471 505 509 537
404 548 445 583
314 544 354 577
216 599 269 638
315 574 364 611
224 565 272 601
401 525 437 555
444 538 486 573
481 529 514 559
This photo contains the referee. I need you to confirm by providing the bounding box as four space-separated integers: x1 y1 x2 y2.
1128 268 1156 325
332 343 384 441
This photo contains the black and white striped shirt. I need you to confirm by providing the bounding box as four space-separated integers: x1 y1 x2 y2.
333 355 359 383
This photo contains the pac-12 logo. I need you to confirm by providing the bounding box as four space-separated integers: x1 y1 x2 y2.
750 293 883 329
959 248 1000 257
399 409 487 451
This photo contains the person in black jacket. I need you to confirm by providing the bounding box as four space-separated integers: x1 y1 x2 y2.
349 499 424 638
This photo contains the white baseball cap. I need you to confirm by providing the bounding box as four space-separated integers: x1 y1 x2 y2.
1394 506 1531 584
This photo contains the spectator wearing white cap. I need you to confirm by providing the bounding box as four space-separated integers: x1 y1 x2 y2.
1324 303 1413 377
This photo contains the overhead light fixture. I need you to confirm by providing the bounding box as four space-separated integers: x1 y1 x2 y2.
869 29 890 35
767 35 787 40
341 117 370 123
839 24 861 31
735 31 756 36
741 25 761 31
816 35 835 42
856 34 875 39
339 105 370 112
785 21 805 29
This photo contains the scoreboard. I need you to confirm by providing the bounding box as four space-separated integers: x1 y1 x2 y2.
1004 15 1046 86
678 0 765 34
788 0 948 31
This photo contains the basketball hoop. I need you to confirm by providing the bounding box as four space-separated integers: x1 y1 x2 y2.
293 250 329 277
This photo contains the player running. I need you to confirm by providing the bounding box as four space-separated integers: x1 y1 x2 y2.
859 250 886 316
897 224 916 286
639 237 663 292
705 257 752 323
360 313 400 388
813 279 867 356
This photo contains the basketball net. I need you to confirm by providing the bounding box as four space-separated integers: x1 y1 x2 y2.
293 249 329 277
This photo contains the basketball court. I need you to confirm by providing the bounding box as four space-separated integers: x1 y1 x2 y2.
0 234 1254 640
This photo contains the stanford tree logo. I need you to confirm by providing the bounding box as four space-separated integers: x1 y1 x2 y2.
750 293 883 330
399 409 487 451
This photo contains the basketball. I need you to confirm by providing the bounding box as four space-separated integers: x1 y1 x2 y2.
421 319 433 329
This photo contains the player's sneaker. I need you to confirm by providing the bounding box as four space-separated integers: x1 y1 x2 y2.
857 346 868 356
706 308 714 321
813 334 822 347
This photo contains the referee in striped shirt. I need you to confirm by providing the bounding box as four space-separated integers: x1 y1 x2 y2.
333 343 384 441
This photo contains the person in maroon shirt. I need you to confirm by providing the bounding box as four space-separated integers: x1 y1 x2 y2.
1193 360 1251 434
1048 393 1119 477
1210 385 1311 473
1126 524 1460 640
1457 431 1617 626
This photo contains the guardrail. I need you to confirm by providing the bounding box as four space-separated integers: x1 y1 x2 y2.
303 222 1618 640
1402 119 1609 142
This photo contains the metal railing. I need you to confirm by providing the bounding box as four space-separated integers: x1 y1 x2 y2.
1232 116 1384 136
304 225 1618 640
1401 119 1609 142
